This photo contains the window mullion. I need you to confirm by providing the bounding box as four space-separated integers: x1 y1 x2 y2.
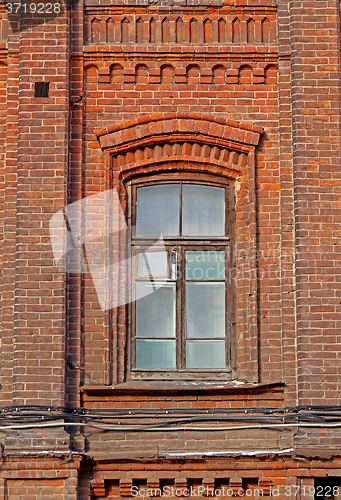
179 183 183 370
226 245 231 370
179 182 182 237
180 246 186 370
179 245 185 370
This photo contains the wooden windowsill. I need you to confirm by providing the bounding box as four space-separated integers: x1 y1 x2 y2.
80 380 284 395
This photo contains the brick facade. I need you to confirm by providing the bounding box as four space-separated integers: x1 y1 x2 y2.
1 0 341 498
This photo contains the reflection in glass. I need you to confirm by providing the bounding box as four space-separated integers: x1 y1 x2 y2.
186 251 225 280
136 184 180 236
186 340 225 368
137 251 168 277
186 282 225 338
182 185 225 236
136 339 176 368
170 250 177 279
136 283 176 337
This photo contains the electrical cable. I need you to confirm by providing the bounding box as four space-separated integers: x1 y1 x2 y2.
2 405 341 432
1 421 341 433
2 404 341 414
1 413 340 426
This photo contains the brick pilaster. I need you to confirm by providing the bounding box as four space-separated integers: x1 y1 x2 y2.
66 0 85 408
12 3 70 406
0 17 19 406
277 0 297 406
289 0 341 405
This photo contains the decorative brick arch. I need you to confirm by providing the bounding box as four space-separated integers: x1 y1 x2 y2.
96 112 263 181
95 113 263 385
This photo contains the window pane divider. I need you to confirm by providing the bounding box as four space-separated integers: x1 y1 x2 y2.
133 237 230 242
185 279 225 282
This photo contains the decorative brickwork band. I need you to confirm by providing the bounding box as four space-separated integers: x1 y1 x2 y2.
87 63 277 86
86 13 277 46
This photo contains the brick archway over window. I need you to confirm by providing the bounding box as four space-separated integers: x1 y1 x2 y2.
96 112 263 181
95 113 264 385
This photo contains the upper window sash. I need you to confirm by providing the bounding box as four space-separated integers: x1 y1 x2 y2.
135 182 227 238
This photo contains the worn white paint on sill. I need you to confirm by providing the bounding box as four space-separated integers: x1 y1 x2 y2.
163 448 295 457
179 380 258 387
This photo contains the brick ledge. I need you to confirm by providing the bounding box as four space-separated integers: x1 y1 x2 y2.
81 381 284 394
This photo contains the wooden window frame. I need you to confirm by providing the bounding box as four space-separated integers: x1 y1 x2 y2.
125 172 236 381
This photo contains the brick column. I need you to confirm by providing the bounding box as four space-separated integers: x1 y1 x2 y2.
0 16 19 406
12 4 70 406
66 0 85 409
288 0 341 405
277 0 297 406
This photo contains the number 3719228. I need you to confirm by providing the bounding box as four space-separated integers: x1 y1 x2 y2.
285 485 341 497
6 3 61 14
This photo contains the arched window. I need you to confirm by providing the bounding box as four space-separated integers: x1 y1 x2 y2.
96 112 263 385
128 175 235 378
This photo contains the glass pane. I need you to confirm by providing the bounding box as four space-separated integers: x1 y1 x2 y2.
136 339 176 368
186 340 225 368
186 251 225 280
182 185 225 236
186 283 225 338
136 184 180 236
136 283 176 337
137 251 168 277
170 250 177 280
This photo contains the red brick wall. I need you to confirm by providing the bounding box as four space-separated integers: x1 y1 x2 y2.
0 457 81 500
1 0 341 495
82 456 341 500
67 0 86 410
8 3 70 406
6 478 66 499
78 12 282 394
287 0 341 406
276 0 296 408
0 57 7 357
0 7 19 407
1 455 341 500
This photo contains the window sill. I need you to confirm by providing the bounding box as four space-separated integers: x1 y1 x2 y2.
80 380 284 395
